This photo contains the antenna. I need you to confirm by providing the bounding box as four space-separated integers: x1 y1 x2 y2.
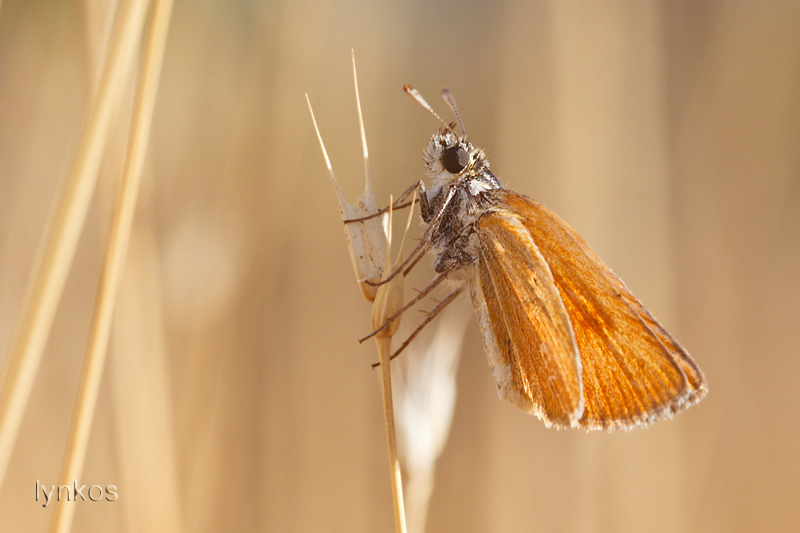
441 88 466 136
403 84 450 130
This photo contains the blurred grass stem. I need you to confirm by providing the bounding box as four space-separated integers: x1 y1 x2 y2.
48 1 173 531
0 0 150 490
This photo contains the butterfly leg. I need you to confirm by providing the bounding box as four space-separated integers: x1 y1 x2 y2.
371 284 465 368
363 238 429 289
359 272 449 343
364 185 457 288
343 181 424 223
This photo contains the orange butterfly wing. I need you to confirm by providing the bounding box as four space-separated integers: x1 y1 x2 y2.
471 210 584 428
491 190 707 430
470 190 707 430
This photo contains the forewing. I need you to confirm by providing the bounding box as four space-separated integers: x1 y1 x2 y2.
498 190 707 430
472 210 584 428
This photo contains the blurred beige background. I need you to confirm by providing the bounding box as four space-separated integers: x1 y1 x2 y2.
1 1 799 531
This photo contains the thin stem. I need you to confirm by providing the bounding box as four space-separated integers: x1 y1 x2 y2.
375 335 407 533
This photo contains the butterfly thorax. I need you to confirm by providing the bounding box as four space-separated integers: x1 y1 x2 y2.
421 131 503 273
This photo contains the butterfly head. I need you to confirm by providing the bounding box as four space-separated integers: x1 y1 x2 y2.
403 84 498 192
423 129 489 188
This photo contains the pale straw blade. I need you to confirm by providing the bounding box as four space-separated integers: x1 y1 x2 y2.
48 0 174 531
0 0 150 490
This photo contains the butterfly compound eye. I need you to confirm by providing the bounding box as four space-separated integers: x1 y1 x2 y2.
442 146 469 174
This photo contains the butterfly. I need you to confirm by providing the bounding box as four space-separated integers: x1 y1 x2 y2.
391 85 707 431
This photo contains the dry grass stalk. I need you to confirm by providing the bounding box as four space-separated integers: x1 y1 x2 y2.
48 1 174 531
370 198 413 533
308 52 418 532
0 0 150 490
305 54 386 302
305 94 387 302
